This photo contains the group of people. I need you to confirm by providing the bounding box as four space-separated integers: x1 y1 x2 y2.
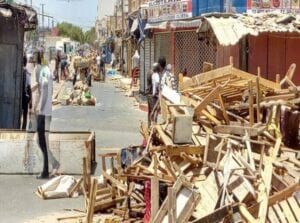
146 56 178 127
21 52 60 179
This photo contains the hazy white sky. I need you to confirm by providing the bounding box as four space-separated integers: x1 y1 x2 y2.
18 0 116 29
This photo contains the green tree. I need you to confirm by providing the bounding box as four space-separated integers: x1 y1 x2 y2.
84 27 97 45
56 22 85 43
56 22 97 45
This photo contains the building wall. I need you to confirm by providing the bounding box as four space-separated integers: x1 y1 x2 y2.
192 0 247 16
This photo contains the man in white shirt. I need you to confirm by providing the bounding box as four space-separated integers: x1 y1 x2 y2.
36 58 59 179
96 52 101 67
146 63 160 126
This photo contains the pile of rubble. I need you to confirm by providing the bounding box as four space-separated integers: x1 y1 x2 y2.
81 61 300 222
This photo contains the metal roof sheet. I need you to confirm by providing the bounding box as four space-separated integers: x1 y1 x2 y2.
198 13 300 46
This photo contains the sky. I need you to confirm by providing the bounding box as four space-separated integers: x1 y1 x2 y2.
17 0 116 30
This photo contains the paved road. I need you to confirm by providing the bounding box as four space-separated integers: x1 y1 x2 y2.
0 80 146 222
52 81 145 147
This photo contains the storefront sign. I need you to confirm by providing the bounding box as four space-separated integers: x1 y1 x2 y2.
248 0 300 13
142 0 192 23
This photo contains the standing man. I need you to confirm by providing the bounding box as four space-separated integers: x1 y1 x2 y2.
21 56 32 130
36 57 59 179
146 63 160 127
54 51 61 83
100 54 106 82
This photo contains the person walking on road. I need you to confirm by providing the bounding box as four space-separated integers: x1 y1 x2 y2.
21 56 32 130
36 57 60 179
54 51 61 83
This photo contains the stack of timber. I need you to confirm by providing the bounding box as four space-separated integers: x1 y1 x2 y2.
84 60 300 223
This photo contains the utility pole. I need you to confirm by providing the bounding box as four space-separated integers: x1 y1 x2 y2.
115 4 117 35
41 3 45 47
121 0 124 73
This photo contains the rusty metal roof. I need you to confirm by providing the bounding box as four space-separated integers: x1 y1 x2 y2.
0 3 37 31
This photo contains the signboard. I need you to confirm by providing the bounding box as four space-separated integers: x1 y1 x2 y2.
247 0 300 13
142 0 193 23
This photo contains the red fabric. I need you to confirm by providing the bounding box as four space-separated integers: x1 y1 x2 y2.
143 180 151 223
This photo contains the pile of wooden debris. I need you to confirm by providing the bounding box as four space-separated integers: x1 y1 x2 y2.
82 61 300 223
59 81 96 106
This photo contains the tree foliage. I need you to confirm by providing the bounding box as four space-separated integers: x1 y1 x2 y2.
84 27 97 45
56 22 97 45
57 22 85 43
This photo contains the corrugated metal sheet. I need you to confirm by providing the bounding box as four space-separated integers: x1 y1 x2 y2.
0 3 37 129
198 13 300 46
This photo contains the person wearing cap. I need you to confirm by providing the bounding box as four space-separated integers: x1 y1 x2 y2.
35 57 60 179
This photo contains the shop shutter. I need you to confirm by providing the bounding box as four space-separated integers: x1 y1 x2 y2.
140 38 154 94
154 33 172 64
139 41 146 93
174 31 216 76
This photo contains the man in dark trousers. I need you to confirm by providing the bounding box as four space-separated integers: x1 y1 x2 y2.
21 56 32 130
36 58 59 179
54 51 61 83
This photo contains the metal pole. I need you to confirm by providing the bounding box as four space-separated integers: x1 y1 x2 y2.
30 0 32 6
115 4 117 35
121 0 124 73
41 3 45 47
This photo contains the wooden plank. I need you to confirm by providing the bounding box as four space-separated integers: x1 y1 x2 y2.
193 204 239 223
94 196 126 212
194 85 222 115
85 178 97 223
83 157 90 193
182 65 232 90
214 125 265 137
287 197 300 222
279 200 297 223
168 187 176 223
101 170 127 192
213 80 230 125
165 145 204 157
248 183 300 215
70 177 83 197
231 67 280 89
203 134 210 166
248 81 254 126
151 177 159 222
102 156 107 186
273 204 288 223
177 188 201 223
257 136 282 222
256 76 261 122
155 125 174 146
267 206 280 223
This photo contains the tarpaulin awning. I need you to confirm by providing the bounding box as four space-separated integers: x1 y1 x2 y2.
144 19 201 30
130 18 139 33
197 13 300 46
